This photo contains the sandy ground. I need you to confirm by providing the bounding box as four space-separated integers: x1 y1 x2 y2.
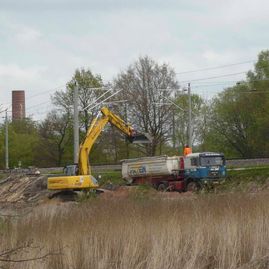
3 172 268 216
0 173 197 215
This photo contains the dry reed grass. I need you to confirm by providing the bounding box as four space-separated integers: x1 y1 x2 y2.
1 192 269 269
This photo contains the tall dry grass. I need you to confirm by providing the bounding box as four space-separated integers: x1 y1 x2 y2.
1 192 269 269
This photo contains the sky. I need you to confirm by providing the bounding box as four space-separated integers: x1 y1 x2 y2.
0 0 269 121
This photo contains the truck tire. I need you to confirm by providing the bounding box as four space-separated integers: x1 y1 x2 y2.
186 181 201 192
157 183 167 192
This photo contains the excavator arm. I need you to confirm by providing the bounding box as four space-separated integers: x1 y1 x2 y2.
79 107 150 175
101 107 134 137
48 107 151 190
78 112 109 175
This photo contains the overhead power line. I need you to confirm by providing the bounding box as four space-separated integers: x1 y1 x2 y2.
190 80 241 85
27 84 66 100
27 100 52 110
178 71 247 83
190 78 269 88
176 60 254 75
192 82 235 89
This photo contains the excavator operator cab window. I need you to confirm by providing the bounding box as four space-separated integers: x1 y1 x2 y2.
64 165 78 176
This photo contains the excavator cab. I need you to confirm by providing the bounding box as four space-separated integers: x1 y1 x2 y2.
49 163 98 190
64 165 78 176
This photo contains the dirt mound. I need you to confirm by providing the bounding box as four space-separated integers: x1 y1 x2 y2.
0 174 49 206
0 174 197 210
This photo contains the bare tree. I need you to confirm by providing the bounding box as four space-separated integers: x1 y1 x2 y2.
114 56 179 156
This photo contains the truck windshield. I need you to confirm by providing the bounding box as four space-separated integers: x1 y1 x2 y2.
200 156 224 166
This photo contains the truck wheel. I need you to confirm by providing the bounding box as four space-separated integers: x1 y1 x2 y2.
186 181 200 192
157 183 167 192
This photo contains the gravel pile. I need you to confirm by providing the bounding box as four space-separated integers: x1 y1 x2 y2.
0 174 49 205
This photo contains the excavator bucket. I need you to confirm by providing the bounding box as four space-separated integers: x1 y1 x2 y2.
129 133 152 144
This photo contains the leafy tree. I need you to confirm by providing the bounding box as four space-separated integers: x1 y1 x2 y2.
0 123 5 169
52 68 104 131
203 50 269 158
0 118 39 168
35 110 72 167
173 93 206 154
205 85 257 157
50 68 109 165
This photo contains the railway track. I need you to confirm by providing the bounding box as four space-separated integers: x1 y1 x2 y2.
1 158 269 174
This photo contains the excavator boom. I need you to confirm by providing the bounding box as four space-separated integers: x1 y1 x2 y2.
48 107 151 190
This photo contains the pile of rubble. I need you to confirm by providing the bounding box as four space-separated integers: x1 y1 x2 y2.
0 174 49 206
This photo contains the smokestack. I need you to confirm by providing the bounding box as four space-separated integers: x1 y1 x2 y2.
12 90 25 121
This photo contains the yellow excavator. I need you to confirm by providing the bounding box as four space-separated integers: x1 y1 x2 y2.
47 106 151 191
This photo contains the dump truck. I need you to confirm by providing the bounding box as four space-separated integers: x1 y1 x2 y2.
121 152 226 191
47 107 151 191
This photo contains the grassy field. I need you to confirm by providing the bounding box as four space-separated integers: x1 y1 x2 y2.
1 191 269 269
217 167 269 192
0 167 269 268
93 167 269 192
93 170 124 186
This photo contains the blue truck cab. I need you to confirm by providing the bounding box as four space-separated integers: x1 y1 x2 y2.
183 152 226 185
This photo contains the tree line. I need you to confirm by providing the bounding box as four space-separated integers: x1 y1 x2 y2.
0 51 268 168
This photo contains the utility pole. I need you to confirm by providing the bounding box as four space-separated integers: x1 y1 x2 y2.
124 102 130 158
172 108 176 151
73 83 79 164
5 109 9 169
188 83 192 148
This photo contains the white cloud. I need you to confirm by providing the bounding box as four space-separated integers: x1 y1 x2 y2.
15 26 42 43
0 0 269 119
0 64 45 81
202 50 237 64
0 64 58 119
0 15 42 42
